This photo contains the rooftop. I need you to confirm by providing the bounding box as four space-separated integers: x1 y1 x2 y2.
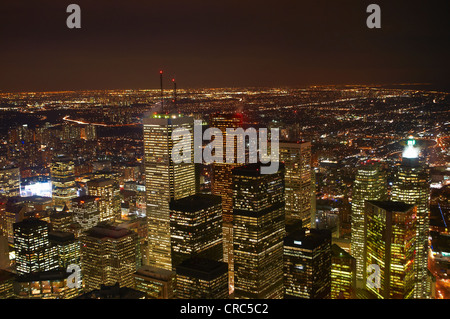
176 257 228 281
366 200 415 213
135 265 175 281
170 194 222 212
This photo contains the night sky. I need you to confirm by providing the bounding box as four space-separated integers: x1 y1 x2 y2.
1 0 449 92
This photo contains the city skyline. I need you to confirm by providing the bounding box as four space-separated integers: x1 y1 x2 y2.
0 0 449 307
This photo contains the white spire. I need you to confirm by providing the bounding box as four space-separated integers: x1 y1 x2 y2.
402 138 418 159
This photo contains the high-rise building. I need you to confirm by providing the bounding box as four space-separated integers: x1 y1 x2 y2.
351 161 387 283
3 202 26 243
364 200 417 299
87 178 118 222
210 112 244 292
144 114 196 271
391 139 430 299
232 163 285 299
284 228 332 299
169 194 223 270
81 223 138 291
279 141 312 227
50 204 72 232
114 217 148 266
176 257 229 299
48 230 80 269
134 265 176 299
71 195 101 231
51 156 77 211
331 243 356 299
13 218 58 274
0 167 20 197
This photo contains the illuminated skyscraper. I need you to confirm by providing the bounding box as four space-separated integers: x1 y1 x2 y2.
176 257 229 299
351 161 387 283
169 194 223 269
391 139 430 298
364 201 416 299
0 167 20 197
284 228 332 299
210 112 243 292
232 163 285 299
143 114 196 271
3 202 26 243
50 204 72 232
331 243 356 299
71 195 100 231
279 141 312 227
51 156 77 211
87 178 118 222
48 230 80 269
13 218 58 274
81 223 139 291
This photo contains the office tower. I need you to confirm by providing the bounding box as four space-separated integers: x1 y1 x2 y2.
279 141 313 227
71 195 100 231
391 139 430 299
0 167 20 197
232 163 285 299
50 204 72 232
170 194 223 269
143 114 196 270
134 265 176 299
51 156 77 211
77 282 146 299
81 223 138 292
284 228 332 299
14 269 81 299
48 231 80 269
87 178 118 222
13 218 58 274
210 112 244 292
351 161 387 283
364 201 416 299
0 270 14 299
3 202 26 243
331 243 356 299
176 257 229 299
114 217 148 266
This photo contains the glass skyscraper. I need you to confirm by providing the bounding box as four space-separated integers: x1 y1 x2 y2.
351 161 387 283
364 200 416 299
391 139 430 298
232 163 285 299
143 114 196 270
279 141 313 227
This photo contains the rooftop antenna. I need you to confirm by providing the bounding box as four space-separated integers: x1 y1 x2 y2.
172 78 177 108
159 70 164 113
